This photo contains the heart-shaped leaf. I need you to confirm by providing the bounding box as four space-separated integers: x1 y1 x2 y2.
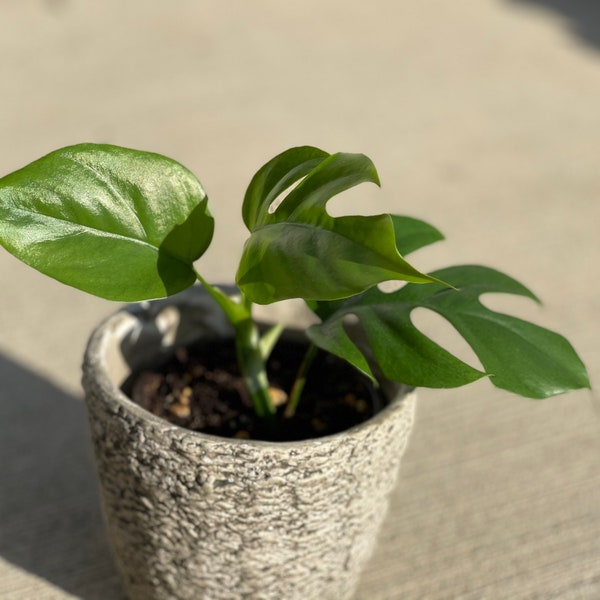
237 148 443 304
0 144 213 301
307 265 590 398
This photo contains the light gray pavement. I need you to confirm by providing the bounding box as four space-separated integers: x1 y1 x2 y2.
0 1 599 598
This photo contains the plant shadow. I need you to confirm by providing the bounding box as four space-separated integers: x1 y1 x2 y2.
0 353 125 599
507 0 600 50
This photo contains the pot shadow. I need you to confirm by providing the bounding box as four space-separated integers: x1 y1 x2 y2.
507 0 600 50
0 352 125 599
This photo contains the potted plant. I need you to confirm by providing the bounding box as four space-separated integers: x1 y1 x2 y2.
0 144 590 600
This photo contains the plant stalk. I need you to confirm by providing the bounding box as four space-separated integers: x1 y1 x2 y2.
234 317 277 420
284 343 318 419
194 271 276 420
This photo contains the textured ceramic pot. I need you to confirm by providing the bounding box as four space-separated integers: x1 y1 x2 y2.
82 286 416 600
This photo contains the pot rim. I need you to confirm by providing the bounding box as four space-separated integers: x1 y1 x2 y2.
83 293 416 449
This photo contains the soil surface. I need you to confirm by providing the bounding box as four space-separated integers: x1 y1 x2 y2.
122 337 387 441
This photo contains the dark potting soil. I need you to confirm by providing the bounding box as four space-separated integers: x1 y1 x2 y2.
121 338 387 442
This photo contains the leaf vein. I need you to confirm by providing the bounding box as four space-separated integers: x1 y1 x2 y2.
61 154 149 239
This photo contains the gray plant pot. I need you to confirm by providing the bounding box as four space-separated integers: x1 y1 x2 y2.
82 286 416 600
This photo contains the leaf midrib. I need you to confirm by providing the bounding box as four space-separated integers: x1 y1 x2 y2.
3 204 191 267
61 155 149 239
252 220 406 274
333 294 549 358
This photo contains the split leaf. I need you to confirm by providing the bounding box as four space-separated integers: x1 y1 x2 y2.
308 265 591 398
237 147 443 304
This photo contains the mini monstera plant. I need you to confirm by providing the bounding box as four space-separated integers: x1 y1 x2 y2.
0 144 590 423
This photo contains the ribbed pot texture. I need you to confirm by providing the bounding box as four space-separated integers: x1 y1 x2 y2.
82 287 416 600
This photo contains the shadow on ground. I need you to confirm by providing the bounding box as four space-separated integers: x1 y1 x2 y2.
508 0 600 50
0 353 125 599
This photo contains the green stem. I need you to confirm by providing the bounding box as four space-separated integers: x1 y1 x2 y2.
193 271 275 420
234 317 276 420
284 343 318 419
193 269 248 325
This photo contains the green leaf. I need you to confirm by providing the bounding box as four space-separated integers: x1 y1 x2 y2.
304 316 376 382
307 215 444 321
242 145 329 231
390 215 444 255
0 144 213 301
237 149 444 304
307 265 590 398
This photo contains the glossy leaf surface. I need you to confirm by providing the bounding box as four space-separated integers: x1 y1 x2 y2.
0 144 213 301
237 147 443 304
308 265 591 398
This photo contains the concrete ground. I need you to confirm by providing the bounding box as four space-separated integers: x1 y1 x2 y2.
0 1 599 598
